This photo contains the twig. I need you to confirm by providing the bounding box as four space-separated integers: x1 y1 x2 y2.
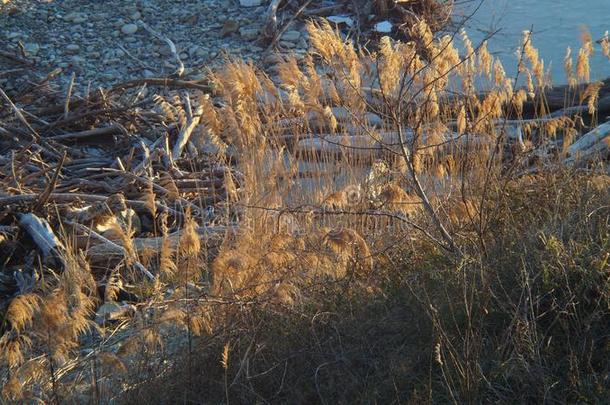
64 73 75 120
49 125 125 141
35 150 67 210
110 77 211 92
138 20 185 77
266 0 313 52
117 44 156 71
0 86 39 139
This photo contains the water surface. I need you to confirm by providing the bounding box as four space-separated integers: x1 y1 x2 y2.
455 0 610 84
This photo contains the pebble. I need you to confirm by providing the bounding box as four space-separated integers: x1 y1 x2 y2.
0 0 330 93
280 41 296 49
263 53 284 66
24 43 40 56
221 19 239 37
239 0 262 6
240 26 260 41
374 21 392 33
281 30 301 43
73 15 88 24
121 23 138 35
66 44 81 54
66 12 88 24
194 48 209 58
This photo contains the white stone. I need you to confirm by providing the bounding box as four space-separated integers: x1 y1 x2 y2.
121 23 138 35
327 15 354 27
374 21 393 33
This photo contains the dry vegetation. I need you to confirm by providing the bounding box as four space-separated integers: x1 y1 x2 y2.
0 10 609 404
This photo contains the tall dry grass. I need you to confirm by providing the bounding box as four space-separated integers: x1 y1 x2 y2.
0 17 608 404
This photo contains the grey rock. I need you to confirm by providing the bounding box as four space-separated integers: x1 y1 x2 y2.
121 23 138 35
240 26 260 41
194 47 209 58
66 44 80 54
65 12 88 23
239 0 262 7
281 30 301 43
24 43 40 56
279 40 296 49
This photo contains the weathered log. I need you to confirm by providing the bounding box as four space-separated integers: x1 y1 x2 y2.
565 121 610 164
68 221 155 281
568 121 610 155
294 130 490 160
86 225 235 264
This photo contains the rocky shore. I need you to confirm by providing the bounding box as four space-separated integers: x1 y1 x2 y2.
0 0 311 93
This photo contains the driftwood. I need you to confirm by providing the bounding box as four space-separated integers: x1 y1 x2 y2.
18 213 64 262
565 121 610 164
67 221 155 281
568 121 610 155
172 101 204 161
0 193 183 219
294 130 489 159
262 0 283 40
86 225 234 264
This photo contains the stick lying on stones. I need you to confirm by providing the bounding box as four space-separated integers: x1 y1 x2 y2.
139 20 185 78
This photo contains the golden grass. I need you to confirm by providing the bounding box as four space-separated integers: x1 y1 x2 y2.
1 16 608 403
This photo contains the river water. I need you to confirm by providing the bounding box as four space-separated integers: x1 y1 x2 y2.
455 0 610 84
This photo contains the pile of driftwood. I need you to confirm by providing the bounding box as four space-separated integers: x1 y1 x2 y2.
0 69 241 304
261 0 453 49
